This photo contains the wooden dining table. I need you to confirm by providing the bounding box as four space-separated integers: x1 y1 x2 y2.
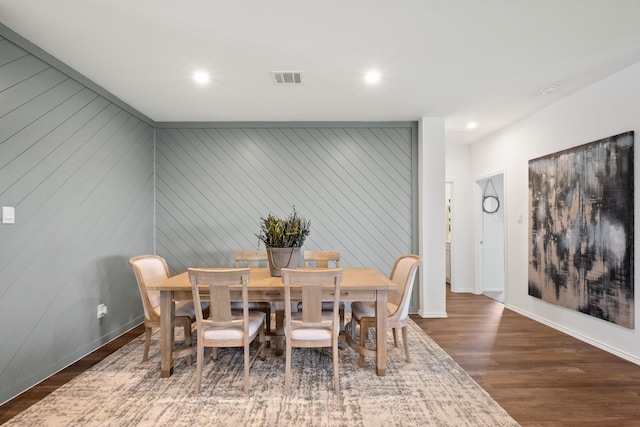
147 267 396 378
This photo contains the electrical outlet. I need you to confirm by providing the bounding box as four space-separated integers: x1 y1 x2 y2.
97 303 108 318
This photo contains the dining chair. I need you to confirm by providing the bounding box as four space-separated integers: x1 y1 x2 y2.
234 250 268 267
282 268 343 394
130 255 206 363
188 267 266 395
349 254 421 367
234 250 272 334
300 250 345 336
303 250 341 268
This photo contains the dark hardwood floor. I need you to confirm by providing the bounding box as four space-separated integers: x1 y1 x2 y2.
0 324 146 425
2 288 640 426
412 287 640 427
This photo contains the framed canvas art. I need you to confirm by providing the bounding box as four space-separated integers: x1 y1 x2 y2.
528 131 634 328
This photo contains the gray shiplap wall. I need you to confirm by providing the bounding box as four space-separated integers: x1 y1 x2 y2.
0 22 419 405
0 35 154 403
155 123 418 277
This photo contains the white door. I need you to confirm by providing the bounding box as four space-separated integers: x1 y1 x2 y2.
476 174 505 301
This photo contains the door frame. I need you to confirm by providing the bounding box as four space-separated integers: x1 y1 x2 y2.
445 181 453 286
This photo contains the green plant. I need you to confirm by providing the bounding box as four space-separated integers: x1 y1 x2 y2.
256 207 311 248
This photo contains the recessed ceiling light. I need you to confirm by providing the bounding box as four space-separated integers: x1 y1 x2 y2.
541 85 557 95
466 122 478 129
365 70 381 85
193 71 210 84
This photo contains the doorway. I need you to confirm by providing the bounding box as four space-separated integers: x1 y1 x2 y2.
476 173 505 302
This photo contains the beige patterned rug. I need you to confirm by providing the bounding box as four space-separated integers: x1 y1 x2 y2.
5 319 519 426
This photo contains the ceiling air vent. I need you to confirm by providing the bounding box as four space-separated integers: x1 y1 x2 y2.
272 71 303 85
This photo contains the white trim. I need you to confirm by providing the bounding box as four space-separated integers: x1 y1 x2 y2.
153 127 157 255
452 287 476 294
445 181 454 288
417 310 448 319
501 170 509 305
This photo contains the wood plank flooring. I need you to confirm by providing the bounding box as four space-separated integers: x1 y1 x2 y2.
0 324 146 425
411 287 640 427
2 288 640 426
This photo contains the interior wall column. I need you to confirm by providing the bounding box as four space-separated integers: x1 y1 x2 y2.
418 117 447 318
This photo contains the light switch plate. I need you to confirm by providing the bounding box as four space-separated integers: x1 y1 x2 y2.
2 206 15 224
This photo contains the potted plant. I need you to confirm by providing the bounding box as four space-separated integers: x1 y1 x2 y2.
256 207 311 276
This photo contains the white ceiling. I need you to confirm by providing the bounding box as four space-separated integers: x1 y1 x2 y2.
2 1 640 144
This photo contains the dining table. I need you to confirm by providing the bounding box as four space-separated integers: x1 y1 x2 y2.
147 267 397 378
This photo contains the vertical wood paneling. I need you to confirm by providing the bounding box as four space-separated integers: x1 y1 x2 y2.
0 38 154 404
155 123 417 277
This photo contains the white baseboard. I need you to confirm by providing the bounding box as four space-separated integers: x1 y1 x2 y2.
451 287 475 293
506 304 640 366
416 310 448 319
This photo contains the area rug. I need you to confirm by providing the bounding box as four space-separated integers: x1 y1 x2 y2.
4 319 519 426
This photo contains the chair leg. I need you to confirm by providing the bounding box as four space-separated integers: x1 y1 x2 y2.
350 316 357 342
244 341 250 395
338 306 346 349
265 307 272 334
183 321 192 347
285 339 292 394
333 337 340 393
194 341 204 394
260 325 266 361
402 326 411 362
359 320 367 368
183 319 193 365
392 328 398 347
142 326 152 362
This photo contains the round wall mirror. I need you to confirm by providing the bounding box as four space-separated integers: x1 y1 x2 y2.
482 195 500 213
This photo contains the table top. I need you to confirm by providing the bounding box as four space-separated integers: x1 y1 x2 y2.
149 267 396 291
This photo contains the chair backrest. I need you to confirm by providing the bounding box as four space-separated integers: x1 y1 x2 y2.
188 268 250 326
304 250 341 268
235 250 268 268
129 255 171 322
388 254 421 321
282 268 343 326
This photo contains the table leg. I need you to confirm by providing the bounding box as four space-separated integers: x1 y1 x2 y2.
375 289 388 376
160 290 174 378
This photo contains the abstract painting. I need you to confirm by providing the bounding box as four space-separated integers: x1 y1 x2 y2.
528 131 634 328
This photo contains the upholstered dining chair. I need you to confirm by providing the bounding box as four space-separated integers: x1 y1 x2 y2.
301 250 345 336
130 255 205 363
234 250 272 334
282 268 343 394
349 254 421 367
188 267 266 395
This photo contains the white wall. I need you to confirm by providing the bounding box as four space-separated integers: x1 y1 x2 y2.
418 117 447 318
469 60 640 364
445 143 475 293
